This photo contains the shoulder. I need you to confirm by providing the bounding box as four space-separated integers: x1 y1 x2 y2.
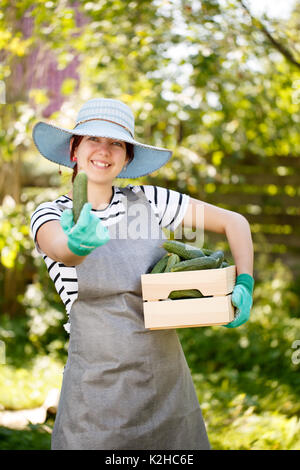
125 184 167 206
126 184 189 205
125 184 190 231
31 195 71 218
126 184 172 200
30 194 71 235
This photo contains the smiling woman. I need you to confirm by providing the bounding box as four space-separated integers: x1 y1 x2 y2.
30 97 254 451
70 135 134 182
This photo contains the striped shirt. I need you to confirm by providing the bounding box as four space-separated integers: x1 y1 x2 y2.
30 184 190 332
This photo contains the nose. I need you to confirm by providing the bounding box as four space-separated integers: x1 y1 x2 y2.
95 139 111 153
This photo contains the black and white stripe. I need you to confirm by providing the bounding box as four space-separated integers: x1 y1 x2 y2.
30 184 190 333
130 185 188 231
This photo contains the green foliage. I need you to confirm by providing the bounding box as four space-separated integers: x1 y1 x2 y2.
0 196 31 270
0 192 69 365
0 424 51 450
177 254 300 449
0 356 62 410
1 0 300 450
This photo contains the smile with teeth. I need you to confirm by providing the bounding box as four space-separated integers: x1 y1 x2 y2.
91 160 111 169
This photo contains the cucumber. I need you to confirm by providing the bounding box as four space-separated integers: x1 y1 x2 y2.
73 171 88 223
168 289 203 300
170 255 218 272
150 253 170 273
162 240 205 260
164 253 180 272
209 250 224 268
221 261 229 268
202 248 214 256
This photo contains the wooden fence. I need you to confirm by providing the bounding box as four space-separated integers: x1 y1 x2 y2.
195 152 300 278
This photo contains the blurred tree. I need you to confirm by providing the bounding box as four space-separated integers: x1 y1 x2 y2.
1 3 300 449
0 0 83 203
239 0 300 70
1 0 300 323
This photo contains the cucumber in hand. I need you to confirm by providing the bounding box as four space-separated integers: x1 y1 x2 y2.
73 171 88 223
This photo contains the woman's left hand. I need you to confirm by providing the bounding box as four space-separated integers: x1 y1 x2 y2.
224 273 254 328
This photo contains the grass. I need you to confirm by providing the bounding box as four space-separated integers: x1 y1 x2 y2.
0 423 52 450
192 371 300 450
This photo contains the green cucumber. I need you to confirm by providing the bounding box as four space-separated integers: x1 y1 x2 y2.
73 171 88 223
221 261 229 268
162 240 205 260
209 250 224 268
150 253 170 273
164 253 180 272
168 289 203 300
202 248 214 256
170 255 218 272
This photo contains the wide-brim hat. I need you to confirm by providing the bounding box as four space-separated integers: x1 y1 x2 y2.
32 98 172 178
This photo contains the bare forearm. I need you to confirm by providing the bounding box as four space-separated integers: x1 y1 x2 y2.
225 214 254 277
37 226 87 267
52 232 87 266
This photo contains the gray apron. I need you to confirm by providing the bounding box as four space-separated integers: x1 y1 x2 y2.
51 187 210 450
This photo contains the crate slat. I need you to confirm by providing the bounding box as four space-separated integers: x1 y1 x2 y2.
141 265 236 301
144 295 234 330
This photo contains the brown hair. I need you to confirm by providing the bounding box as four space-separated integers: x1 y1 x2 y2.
70 135 134 182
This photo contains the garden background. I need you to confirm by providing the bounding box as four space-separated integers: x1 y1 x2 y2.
0 0 300 450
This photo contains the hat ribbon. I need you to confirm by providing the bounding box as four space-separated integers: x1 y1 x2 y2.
73 118 134 138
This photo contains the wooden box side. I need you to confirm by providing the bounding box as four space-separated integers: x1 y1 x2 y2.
141 265 236 301
143 295 234 330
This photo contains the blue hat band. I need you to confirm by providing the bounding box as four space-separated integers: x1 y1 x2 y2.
74 118 134 138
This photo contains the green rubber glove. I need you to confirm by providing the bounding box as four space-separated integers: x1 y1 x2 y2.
224 273 254 328
60 202 110 256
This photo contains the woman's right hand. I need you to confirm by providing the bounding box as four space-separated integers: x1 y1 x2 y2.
60 203 110 256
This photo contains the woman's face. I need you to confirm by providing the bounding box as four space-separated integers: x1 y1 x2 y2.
70 135 129 183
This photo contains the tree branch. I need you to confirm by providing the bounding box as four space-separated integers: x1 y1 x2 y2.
239 0 300 70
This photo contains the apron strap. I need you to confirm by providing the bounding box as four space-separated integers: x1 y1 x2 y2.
119 186 151 205
118 186 139 201
119 186 161 226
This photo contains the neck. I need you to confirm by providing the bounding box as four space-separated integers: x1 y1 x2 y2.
68 181 114 211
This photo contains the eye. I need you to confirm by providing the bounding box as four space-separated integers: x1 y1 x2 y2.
112 141 124 147
88 136 98 141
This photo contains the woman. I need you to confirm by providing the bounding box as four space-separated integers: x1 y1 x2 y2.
30 98 254 450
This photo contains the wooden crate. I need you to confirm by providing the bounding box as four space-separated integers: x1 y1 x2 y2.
141 265 236 330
